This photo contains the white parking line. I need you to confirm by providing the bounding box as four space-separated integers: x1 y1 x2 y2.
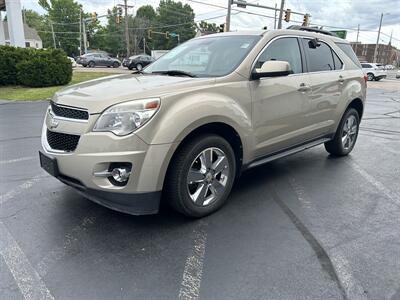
0 175 43 206
345 159 400 204
0 221 55 300
0 156 35 165
287 176 368 300
178 221 208 300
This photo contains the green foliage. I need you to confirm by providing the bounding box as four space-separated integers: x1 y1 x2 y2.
0 46 72 87
198 21 218 33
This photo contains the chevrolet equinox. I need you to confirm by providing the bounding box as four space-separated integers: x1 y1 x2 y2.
40 28 366 218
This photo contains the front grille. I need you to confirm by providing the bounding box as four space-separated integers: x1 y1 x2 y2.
51 102 89 120
47 130 80 152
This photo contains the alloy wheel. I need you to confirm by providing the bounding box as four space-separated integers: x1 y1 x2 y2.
341 115 358 150
187 147 230 206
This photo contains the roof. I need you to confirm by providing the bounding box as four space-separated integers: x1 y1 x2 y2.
2 21 42 41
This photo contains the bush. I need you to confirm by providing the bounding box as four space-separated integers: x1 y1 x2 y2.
0 46 72 87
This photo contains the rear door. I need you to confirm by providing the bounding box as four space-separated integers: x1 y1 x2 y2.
250 36 314 157
300 38 343 137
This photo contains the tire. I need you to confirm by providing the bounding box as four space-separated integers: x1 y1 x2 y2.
82 64 87 68
375 77 381 81
324 108 360 156
88 61 95 68
128 66 133 70
136 63 143 71
164 134 237 218
367 73 374 81
113 62 119 68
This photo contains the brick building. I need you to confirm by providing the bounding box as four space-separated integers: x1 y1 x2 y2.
350 42 399 66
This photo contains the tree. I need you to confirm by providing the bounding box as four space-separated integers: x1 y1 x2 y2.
132 5 157 54
198 21 218 34
38 0 81 56
153 0 196 50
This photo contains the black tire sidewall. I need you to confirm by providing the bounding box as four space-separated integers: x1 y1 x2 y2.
89 61 95 68
171 135 236 217
336 108 360 155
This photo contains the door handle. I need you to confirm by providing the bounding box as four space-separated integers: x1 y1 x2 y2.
298 83 311 93
338 75 345 84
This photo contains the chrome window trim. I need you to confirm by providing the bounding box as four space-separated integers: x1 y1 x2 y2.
250 34 346 79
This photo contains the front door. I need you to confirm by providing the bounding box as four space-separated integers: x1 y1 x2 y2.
250 36 313 158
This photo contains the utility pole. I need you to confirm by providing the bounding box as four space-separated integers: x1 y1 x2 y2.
373 13 383 63
124 0 130 56
50 22 56 48
79 11 82 55
226 0 232 32
274 2 277 29
355 24 360 55
277 0 285 29
143 36 146 54
82 20 87 54
388 29 393 45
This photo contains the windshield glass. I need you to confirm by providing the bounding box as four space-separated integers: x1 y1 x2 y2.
144 35 261 77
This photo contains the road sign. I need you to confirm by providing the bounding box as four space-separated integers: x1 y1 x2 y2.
331 30 347 39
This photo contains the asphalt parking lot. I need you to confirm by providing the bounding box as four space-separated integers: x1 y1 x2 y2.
0 79 399 300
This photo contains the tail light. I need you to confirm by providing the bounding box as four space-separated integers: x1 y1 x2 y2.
363 74 368 84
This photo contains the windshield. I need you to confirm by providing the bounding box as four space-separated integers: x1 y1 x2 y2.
144 35 261 77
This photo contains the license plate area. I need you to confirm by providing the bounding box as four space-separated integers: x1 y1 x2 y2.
39 151 59 177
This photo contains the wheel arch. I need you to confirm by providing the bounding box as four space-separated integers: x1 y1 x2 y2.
347 98 364 119
159 122 244 191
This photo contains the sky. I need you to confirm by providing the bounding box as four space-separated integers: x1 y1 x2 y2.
19 0 400 48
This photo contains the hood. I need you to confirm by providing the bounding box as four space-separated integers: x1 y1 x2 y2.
54 74 214 114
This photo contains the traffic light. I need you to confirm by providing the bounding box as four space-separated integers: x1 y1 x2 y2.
117 7 123 16
91 12 98 22
165 31 170 39
302 14 310 26
219 23 225 32
284 9 291 22
116 15 120 24
148 29 152 39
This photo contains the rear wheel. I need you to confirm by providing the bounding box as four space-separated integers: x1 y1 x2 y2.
367 73 374 81
165 135 236 218
325 108 360 156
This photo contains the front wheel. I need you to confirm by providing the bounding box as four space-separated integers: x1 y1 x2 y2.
113 62 119 68
367 73 374 81
88 61 95 68
325 108 360 156
165 135 236 218
136 63 143 71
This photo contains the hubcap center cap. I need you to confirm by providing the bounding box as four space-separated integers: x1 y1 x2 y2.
205 172 213 183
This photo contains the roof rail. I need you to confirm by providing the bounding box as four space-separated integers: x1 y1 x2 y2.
286 25 338 37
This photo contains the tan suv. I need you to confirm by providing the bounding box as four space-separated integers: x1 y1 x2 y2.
40 28 366 218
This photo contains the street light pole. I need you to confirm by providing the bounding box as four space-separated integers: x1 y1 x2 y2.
124 0 130 56
226 0 232 32
277 0 285 29
373 13 384 63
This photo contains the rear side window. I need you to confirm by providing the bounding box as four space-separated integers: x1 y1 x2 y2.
301 39 334 72
336 43 361 68
256 37 303 74
332 51 343 70
361 63 372 68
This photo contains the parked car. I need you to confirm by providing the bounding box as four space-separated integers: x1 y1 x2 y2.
68 57 77 68
77 53 121 68
40 28 366 218
123 54 154 70
361 63 387 81
396 70 400 79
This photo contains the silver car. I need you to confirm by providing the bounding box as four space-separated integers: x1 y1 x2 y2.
40 28 366 217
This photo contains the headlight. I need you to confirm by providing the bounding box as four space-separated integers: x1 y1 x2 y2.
93 98 160 136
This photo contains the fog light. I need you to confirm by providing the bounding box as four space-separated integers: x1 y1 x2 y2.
111 167 130 183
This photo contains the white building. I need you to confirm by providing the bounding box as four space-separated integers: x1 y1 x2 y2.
2 21 42 48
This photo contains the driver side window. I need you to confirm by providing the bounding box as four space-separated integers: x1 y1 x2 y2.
256 37 303 74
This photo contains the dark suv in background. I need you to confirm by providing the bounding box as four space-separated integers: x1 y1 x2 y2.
123 54 154 70
77 53 121 68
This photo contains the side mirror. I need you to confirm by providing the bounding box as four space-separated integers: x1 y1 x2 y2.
251 60 292 80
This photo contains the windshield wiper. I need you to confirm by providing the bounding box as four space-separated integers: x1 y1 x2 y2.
151 70 197 78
